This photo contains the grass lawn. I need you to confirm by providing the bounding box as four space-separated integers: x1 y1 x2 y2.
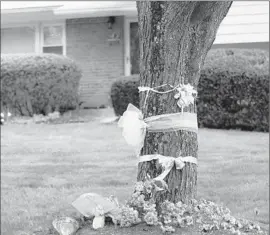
1 110 269 235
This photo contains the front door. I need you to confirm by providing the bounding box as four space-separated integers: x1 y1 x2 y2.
130 22 140 75
124 18 139 76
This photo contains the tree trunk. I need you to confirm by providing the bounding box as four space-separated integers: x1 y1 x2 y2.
136 1 232 205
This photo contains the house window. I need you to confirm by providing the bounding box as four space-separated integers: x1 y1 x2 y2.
1 26 36 54
42 24 65 55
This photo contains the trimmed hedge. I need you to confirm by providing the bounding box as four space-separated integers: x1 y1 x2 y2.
111 75 140 117
111 49 269 132
1 54 82 116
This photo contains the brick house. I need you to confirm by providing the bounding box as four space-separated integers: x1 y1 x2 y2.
1 1 269 108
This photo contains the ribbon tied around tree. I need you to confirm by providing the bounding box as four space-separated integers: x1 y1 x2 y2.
118 103 198 156
139 154 198 190
118 83 198 190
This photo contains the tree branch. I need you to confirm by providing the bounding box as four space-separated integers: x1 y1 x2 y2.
190 1 233 24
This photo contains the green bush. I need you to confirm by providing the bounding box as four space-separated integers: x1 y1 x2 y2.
110 49 269 132
1 54 82 116
111 75 140 116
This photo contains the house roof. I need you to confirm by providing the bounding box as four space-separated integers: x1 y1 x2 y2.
1 1 137 16
1 1 268 44
1 1 65 12
1 1 137 24
54 2 136 16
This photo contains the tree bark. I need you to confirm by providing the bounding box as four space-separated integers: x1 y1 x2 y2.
136 1 232 205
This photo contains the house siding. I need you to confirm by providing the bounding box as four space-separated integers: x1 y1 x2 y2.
215 1 269 44
66 16 124 108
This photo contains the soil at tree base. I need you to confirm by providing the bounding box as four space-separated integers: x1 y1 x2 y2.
43 223 263 235
76 223 199 235
76 225 265 235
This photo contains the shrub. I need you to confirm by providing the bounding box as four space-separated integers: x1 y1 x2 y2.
1 54 82 116
111 75 140 116
111 49 269 132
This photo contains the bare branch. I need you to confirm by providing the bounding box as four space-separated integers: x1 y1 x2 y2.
190 1 232 24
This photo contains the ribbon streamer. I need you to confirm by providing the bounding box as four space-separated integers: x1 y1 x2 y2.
139 154 198 189
138 85 177 94
118 103 198 156
145 112 198 133
139 83 197 110
138 84 177 109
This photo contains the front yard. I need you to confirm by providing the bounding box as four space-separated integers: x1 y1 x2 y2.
1 112 269 235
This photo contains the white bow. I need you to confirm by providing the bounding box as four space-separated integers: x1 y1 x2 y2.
118 104 198 156
174 83 197 109
139 154 197 190
118 104 148 156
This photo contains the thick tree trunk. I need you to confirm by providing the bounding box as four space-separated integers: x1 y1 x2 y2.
136 1 232 205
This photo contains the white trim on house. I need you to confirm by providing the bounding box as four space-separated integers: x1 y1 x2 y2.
124 16 138 76
35 23 41 54
62 22 67 56
124 16 137 76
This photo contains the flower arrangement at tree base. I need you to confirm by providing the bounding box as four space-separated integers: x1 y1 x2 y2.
57 180 267 235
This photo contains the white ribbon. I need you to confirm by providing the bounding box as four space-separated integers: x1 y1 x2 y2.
118 103 198 156
139 154 197 190
138 85 177 94
139 83 197 111
118 104 148 156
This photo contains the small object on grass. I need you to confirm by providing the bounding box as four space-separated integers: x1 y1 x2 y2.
93 215 105 229
92 205 105 229
100 116 119 124
72 193 121 229
52 217 79 235
1 112 5 125
254 207 259 216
